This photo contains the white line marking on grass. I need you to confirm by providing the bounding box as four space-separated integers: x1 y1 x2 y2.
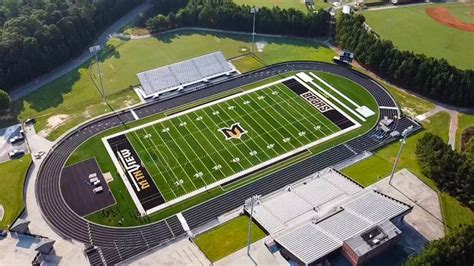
272 84 336 135
166 119 213 186
309 72 361 108
138 128 179 198
226 98 287 155
151 125 199 190
176 116 221 183
185 113 235 177
209 105 266 164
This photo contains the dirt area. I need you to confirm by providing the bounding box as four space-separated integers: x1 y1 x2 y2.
461 127 474 151
426 6 474 32
38 114 70 138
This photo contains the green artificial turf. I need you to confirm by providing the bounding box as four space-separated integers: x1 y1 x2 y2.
195 215 267 262
362 3 474 70
70 72 377 227
0 155 32 229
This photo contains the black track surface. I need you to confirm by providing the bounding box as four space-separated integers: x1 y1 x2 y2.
35 62 421 265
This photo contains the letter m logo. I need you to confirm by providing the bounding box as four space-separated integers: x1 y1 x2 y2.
220 123 247 140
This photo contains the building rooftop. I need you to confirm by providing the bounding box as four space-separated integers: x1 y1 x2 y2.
137 51 235 98
245 168 411 265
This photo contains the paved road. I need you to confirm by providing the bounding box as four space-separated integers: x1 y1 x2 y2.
9 1 153 101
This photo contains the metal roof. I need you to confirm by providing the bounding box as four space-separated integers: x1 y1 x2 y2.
137 51 235 97
246 168 411 264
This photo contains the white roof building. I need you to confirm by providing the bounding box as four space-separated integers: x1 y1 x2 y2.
245 168 411 265
136 51 236 98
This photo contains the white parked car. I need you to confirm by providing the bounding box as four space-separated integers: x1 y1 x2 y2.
9 135 24 144
8 149 25 159
33 151 45 159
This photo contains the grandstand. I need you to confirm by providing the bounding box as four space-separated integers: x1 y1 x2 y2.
245 168 411 265
136 52 237 99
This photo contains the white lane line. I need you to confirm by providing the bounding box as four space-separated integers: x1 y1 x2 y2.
379 106 399 110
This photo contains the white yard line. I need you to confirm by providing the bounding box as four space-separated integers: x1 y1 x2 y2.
293 76 361 128
185 113 235 176
222 99 283 157
272 84 337 136
175 116 221 183
309 72 361 108
138 128 180 198
208 105 265 164
151 125 199 190
307 79 366 122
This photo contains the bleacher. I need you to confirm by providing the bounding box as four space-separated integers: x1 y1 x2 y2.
137 52 236 99
245 168 412 265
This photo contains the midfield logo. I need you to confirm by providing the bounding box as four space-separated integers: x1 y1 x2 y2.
220 123 247 140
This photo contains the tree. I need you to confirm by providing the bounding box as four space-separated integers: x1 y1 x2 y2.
0 89 10 111
405 224 474 266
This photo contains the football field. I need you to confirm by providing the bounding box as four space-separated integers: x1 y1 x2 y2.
104 73 364 214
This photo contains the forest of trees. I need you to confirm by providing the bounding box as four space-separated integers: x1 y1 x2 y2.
0 0 144 91
146 0 330 38
335 14 474 107
405 224 474 265
416 133 473 209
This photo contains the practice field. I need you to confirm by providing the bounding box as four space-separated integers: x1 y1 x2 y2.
103 73 365 214
233 0 329 11
362 3 474 70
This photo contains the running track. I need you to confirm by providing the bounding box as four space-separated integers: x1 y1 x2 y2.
35 62 420 264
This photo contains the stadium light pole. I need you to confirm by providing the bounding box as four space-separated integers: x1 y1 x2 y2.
245 195 260 256
328 8 336 41
250 7 259 54
89 45 106 100
389 126 414 185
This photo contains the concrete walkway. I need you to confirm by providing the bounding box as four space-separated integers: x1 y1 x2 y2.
9 1 153 101
415 106 458 149
369 169 445 241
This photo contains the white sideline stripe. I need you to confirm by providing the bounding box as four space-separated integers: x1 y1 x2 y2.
379 106 399 110
303 77 367 122
102 75 362 216
293 76 361 128
176 212 190 232
130 109 139 120
309 72 361 108
101 138 147 215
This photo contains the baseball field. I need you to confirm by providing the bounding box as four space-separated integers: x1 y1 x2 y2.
362 3 474 70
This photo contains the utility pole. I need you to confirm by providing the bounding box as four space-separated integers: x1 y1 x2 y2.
250 7 259 54
389 126 413 185
245 195 260 256
89 45 105 100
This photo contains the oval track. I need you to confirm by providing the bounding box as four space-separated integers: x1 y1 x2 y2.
35 62 420 264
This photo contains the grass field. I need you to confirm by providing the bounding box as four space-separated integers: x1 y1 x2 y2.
362 3 474 70
118 75 355 206
66 71 377 226
195 215 267 262
1 29 334 140
343 111 474 230
233 0 330 11
0 156 32 229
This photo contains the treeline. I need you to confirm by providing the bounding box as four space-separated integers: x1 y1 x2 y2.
405 224 474 265
146 0 329 38
416 133 473 209
0 0 144 90
335 14 474 107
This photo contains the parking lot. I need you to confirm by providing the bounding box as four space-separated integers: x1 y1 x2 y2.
0 124 28 163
